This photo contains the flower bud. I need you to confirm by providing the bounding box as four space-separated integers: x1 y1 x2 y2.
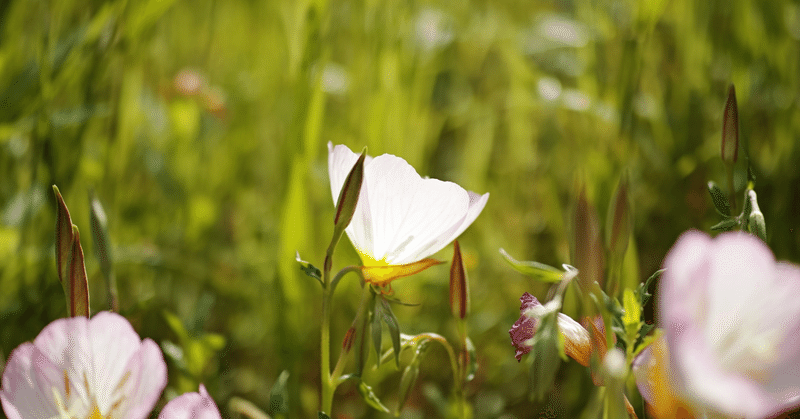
747 189 766 241
449 240 469 319
607 176 631 264
68 225 90 317
721 84 739 164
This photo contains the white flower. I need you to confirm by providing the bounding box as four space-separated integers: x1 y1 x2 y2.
159 385 221 419
0 312 167 419
656 231 800 418
328 143 489 285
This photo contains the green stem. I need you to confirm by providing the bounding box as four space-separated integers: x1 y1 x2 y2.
331 285 372 380
726 163 736 214
320 280 333 415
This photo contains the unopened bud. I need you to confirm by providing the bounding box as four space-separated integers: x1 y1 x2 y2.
342 326 356 353
573 186 605 290
721 84 739 164
68 226 90 317
607 175 631 263
449 240 469 319
747 190 766 242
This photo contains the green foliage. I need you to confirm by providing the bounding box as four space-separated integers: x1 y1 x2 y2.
2 0 800 417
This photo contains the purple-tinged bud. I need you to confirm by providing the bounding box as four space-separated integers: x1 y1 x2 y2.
721 84 739 164
449 240 469 319
68 226 90 317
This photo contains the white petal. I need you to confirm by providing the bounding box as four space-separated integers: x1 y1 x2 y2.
1 343 61 419
327 142 374 257
86 312 142 414
364 154 483 264
32 316 94 410
112 338 165 419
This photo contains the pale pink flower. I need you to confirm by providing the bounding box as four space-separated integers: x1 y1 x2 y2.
328 142 488 285
657 231 800 418
159 385 221 419
0 312 167 419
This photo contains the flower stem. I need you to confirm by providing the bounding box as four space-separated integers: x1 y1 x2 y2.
320 278 333 415
726 163 736 214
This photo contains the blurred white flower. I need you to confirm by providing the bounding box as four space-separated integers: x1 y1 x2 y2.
328 142 488 286
159 385 221 419
0 312 167 419
655 231 800 418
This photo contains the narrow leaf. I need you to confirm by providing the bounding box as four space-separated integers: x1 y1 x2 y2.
499 248 562 282
89 191 117 311
710 218 738 231
707 181 731 216
371 297 383 367
267 370 290 415
463 336 477 382
68 226 90 317
395 364 420 414
379 298 402 368
357 380 391 413
528 312 561 402
53 185 74 285
296 252 322 285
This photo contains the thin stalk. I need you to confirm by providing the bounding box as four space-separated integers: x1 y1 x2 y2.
331 285 372 381
726 164 736 214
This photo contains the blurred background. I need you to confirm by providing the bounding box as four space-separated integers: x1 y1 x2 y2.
1 0 799 417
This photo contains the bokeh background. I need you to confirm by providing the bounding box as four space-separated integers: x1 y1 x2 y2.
2 0 800 417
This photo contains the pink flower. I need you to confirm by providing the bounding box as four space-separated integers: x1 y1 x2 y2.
657 231 800 418
509 292 591 366
159 385 221 419
0 312 167 419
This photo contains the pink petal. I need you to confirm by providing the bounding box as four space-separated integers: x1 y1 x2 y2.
660 231 800 417
509 293 541 361
159 385 221 419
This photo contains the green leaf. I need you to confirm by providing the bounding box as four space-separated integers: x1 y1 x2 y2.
528 312 562 402
53 185 74 286
357 380 391 413
89 191 117 311
463 336 477 382
711 218 737 231
318 412 332 419
268 370 290 415
707 181 731 216
499 248 563 282
395 364 420 414
295 252 322 285
379 298 402 368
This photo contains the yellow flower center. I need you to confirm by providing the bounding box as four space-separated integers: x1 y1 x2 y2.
358 254 442 286
87 405 103 419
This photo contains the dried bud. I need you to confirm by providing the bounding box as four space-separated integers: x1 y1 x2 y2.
449 240 469 319
342 326 356 353
68 226 90 317
573 187 605 290
721 84 739 164
607 176 631 263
